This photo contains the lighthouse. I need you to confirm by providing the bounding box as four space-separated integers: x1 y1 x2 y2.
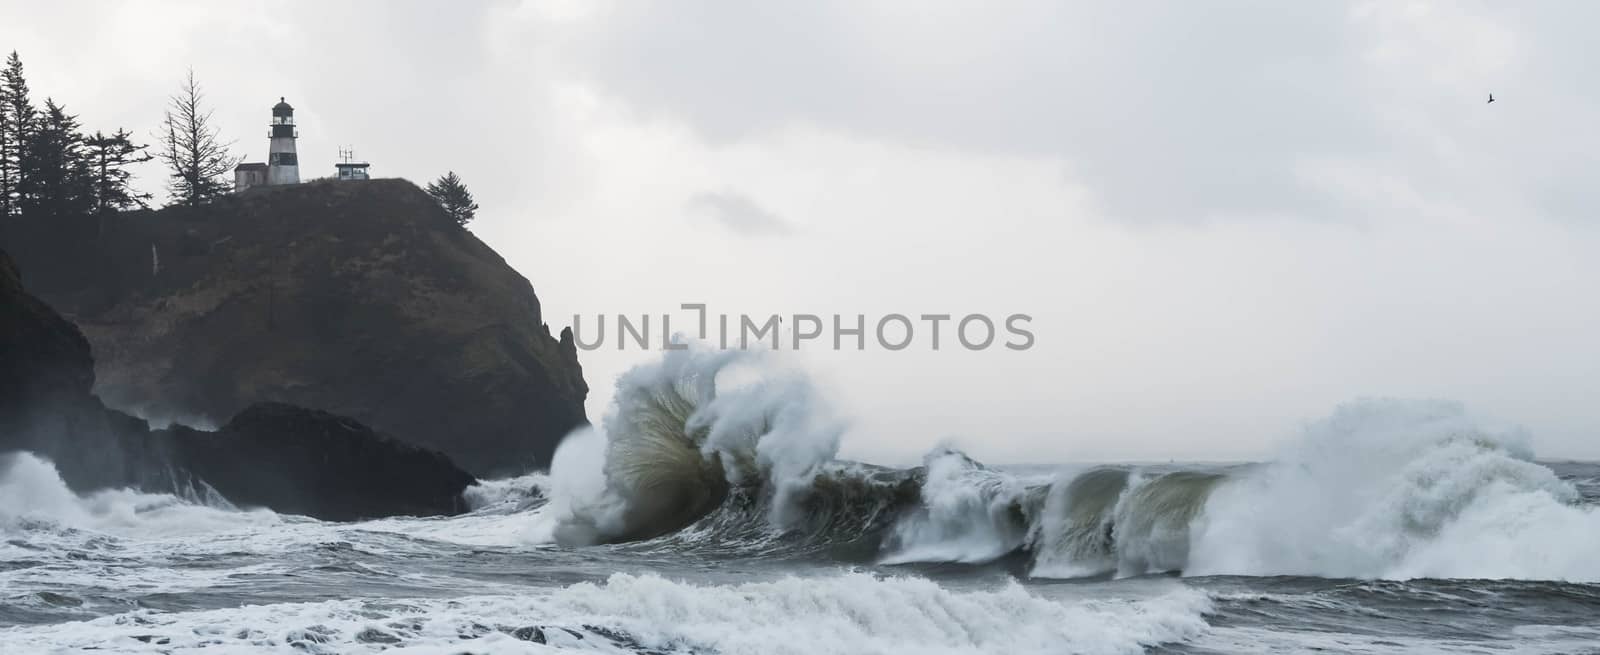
235 96 355 192
266 97 300 185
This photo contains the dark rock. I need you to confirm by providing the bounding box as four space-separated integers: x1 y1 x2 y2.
0 247 154 490
157 402 475 521
0 247 477 520
286 626 333 645
0 250 93 402
1 178 588 476
510 626 546 643
354 628 401 644
458 623 493 640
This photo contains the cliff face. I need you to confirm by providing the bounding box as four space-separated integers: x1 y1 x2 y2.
0 247 476 520
1 179 587 476
0 245 151 492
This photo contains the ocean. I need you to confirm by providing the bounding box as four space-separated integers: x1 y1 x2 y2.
3 350 1599 654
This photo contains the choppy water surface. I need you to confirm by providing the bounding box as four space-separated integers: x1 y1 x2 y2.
3 455 1599 654
5 351 1600 653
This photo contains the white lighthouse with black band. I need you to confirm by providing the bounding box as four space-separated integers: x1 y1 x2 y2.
266 97 300 186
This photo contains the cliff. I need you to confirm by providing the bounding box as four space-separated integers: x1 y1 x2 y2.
0 247 476 520
0 179 588 476
0 243 148 491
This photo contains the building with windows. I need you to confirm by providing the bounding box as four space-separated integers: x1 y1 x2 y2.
234 97 301 191
335 148 370 181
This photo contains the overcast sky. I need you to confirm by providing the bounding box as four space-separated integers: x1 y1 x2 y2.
4 0 1597 464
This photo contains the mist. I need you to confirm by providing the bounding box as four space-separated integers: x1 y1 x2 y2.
4 0 1596 464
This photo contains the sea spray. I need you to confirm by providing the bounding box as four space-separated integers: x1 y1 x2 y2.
537 346 845 546
6 394 1600 654
462 470 549 513
690 354 845 527
1185 398 1600 581
527 426 615 544
520 354 1600 583
0 452 278 539
878 447 1035 564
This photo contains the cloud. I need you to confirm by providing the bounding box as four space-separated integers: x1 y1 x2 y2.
536 2 1373 223
686 190 795 236
7 1 1600 463
515 1 1600 227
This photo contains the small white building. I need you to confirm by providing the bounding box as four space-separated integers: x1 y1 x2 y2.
234 162 268 191
335 148 370 181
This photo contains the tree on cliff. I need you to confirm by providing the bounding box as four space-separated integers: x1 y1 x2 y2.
84 129 153 213
157 70 236 207
426 171 479 227
0 51 37 218
18 99 93 218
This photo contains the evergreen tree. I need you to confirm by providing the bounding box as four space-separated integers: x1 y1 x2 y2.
1 51 36 217
84 129 153 213
156 69 235 206
19 99 92 217
0 66 8 218
426 171 479 227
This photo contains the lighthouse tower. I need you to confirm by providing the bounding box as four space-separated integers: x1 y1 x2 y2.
266 97 300 185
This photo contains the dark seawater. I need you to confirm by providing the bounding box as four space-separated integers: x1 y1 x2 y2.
1 454 1597 654
5 352 1600 654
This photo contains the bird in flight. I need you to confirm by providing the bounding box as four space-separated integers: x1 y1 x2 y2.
1487 93 1495 104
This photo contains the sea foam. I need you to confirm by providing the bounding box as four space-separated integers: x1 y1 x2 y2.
0 572 1212 655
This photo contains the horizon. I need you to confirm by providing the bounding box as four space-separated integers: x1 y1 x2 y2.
3 0 1597 466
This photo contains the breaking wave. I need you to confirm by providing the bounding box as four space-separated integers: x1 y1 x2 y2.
878 448 1038 565
0 452 280 540
525 348 1600 582
1185 398 1600 581
536 348 849 547
10 344 1598 585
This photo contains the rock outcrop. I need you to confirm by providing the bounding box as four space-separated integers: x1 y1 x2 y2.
0 246 152 491
0 247 476 520
1 178 587 476
158 403 475 521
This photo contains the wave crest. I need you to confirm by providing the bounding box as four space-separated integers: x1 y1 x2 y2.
542 348 844 546
523 349 1600 583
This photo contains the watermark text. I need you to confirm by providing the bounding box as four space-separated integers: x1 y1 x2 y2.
572 304 1035 351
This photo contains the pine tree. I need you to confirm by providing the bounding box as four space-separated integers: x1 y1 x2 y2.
0 68 8 218
1 51 36 217
426 171 479 227
157 69 235 206
19 99 92 217
84 129 153 213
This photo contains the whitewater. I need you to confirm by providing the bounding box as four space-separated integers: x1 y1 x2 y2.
4 348 1600 654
